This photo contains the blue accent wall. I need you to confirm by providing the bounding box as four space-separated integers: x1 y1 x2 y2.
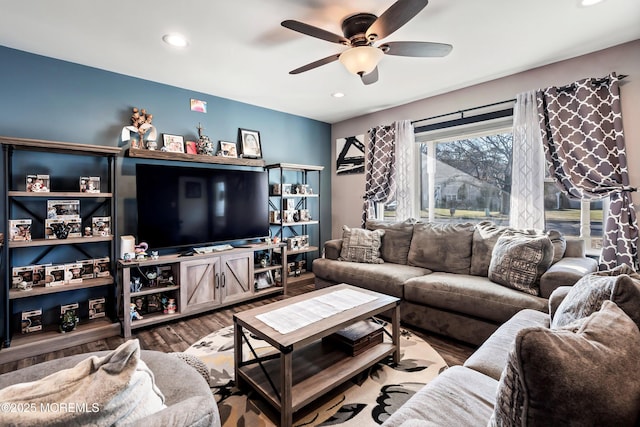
0 45 331 338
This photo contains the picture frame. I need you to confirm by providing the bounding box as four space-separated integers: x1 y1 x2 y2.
238 128 262 158
219 141 238 158
162 134 185 153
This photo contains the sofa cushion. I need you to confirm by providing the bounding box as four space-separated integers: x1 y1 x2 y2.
381 366 498 427
490 301 640 426
403 273 547 325
0 339 166 426
488 234 553 296
463 309 549 381
407 222 475 274
312 258 430 298
366 219 414 265
551 263 640 329
339 225 385 264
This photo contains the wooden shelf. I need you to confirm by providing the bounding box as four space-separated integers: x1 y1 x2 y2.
130 284 179 297
9 235 112 248
287 271 315 287
0 136 122 156
272 194 319 198
276 221 319 227
274 246 319 256
8 191 113 198
255 264 283 274
0 319 120 364
130 311 183 329
9 277 114 299
238 341 395 412
265 163 325 172
128 147 266 167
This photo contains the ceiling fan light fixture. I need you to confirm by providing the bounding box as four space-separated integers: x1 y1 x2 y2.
339 46 384 76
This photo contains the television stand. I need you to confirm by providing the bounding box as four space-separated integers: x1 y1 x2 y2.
118 242 288 338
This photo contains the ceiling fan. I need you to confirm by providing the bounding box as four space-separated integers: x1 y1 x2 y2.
281 0 452 85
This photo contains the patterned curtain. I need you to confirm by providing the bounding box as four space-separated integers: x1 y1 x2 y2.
394 120 416 221
510 90 545 230
536 73 638 270
362 124 396 225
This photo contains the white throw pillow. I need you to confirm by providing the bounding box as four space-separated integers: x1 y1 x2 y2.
0 339 166 426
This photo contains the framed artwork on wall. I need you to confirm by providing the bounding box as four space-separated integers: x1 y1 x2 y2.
336 134 365 174
238 128 262 158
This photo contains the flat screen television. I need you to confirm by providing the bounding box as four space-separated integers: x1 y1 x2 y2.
135 164 269 250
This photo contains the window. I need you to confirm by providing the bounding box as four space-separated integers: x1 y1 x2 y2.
411 115 603 243
416 119 513 225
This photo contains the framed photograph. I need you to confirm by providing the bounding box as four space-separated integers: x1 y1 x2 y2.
238 128 262 158
162 134 185 153
219 141 238 158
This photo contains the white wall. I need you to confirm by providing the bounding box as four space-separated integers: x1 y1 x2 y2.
329 40 640 239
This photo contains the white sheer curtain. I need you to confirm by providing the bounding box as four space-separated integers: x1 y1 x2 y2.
394 120 416 221
510 90 545 230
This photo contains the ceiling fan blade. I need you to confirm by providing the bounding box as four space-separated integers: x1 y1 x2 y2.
382 41 452 57
289 53 341 74
361 67 379 85
282 20 349 45
366 0 429 41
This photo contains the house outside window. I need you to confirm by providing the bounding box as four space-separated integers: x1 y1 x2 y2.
383 116 604 246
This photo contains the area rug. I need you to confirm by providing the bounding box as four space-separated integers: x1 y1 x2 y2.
184 324 448 426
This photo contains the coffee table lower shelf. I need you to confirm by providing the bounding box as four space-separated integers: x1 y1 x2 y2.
237 339 396 413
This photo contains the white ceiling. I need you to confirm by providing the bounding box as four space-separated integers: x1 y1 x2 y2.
1 0 639 124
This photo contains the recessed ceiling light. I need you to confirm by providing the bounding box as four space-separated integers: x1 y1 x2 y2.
332 92 345 98
162 33 189 48
579 0 605 6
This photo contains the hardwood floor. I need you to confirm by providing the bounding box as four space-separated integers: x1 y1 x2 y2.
0 284 475 375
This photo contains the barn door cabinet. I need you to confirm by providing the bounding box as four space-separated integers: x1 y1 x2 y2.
119 244 286 337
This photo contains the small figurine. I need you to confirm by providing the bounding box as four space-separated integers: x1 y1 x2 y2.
130 277 142 292
146 271 158 287
130 303 143 321
59 310 79 333
135 242 149 259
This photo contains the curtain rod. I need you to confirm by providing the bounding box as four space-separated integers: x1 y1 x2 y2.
411 74 628 126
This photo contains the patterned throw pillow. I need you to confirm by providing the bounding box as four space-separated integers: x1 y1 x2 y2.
551 263 640 329
488 234 553 295
490 301 640 426
339 225 385 264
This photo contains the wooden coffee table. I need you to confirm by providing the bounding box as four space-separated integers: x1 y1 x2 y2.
233 283 400 427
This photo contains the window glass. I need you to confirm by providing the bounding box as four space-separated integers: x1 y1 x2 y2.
420 131 513 225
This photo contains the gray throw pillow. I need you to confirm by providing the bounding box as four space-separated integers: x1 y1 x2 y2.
490 301 640 427
365 219 415 265
339 225 385 264
551 263 640 329
547 229 566 264
488 234 553 295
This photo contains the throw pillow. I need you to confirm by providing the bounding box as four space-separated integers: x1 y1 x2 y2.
490 301 640 426
407 222 475 274
551 263 640 329
547 229 566 264
366 218 415 264
488 234 553 295
0 339 166 426
339 225 385 264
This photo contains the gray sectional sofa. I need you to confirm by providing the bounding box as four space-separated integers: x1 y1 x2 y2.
313 220 598 345
382 266 640 426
